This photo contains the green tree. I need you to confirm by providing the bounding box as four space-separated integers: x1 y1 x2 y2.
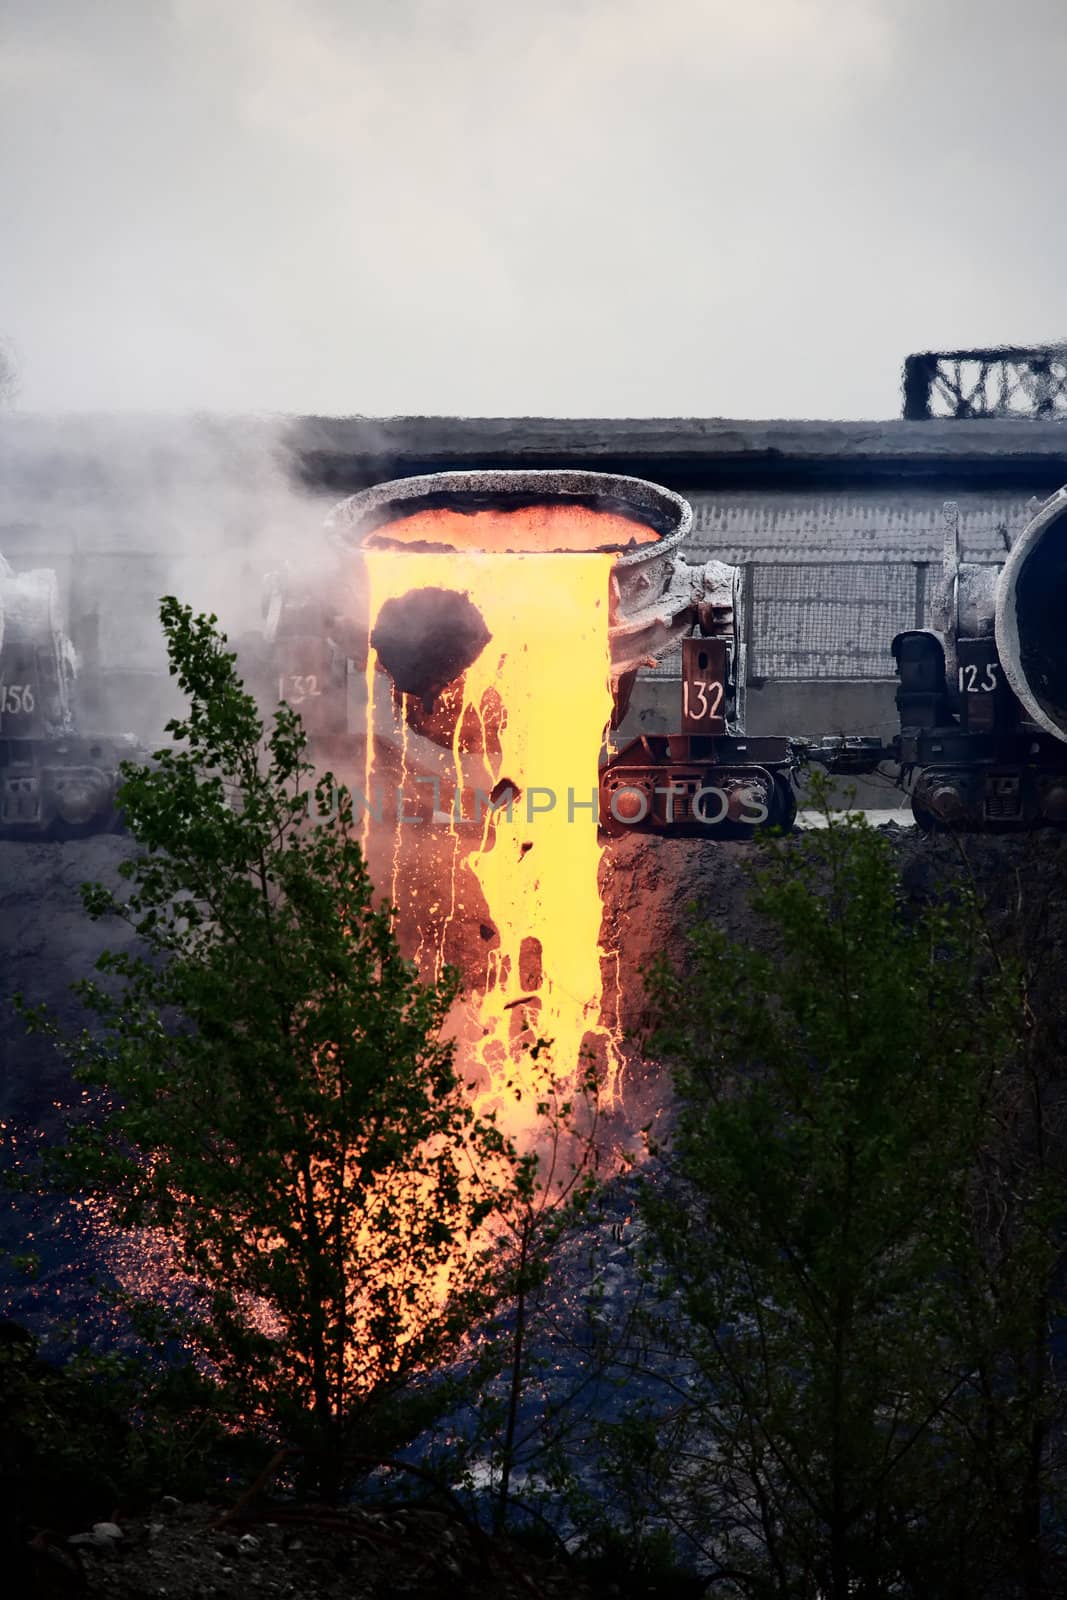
22 599 522 1497
630 797 1065 1596
917 830 1067 1599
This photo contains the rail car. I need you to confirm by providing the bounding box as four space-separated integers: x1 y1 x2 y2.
0 560 136 839
9 474 1067 843
808 491 1067 830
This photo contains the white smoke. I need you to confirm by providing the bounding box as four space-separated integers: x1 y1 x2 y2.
0 412 363 742
12 1 1067 418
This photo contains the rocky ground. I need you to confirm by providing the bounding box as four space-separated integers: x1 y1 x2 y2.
28 1496 606 1599
4 821 1067 1335
4 821 1067 1597
0 824 760 1325
1 836 145 1351
1 835 141 1138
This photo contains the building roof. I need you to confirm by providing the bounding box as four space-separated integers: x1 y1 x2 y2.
4 413 1067 491
282 415 1067 490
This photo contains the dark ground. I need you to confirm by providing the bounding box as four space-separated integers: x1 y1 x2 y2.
3 823 1066 1337
28 1497 605 1600
3 823 1067 1597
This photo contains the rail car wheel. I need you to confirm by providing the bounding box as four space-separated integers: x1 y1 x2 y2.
910 796 941 832
768 773 798 833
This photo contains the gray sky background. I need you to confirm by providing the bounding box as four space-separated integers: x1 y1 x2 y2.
1 0 1064 419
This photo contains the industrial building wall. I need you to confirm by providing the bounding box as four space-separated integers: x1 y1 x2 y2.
0 417 336 738
685 487 1029 679
687 487 1025 564
0 419 1035 761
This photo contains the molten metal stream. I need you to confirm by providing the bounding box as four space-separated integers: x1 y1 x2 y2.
80 504 646 1400
363 505 638 1135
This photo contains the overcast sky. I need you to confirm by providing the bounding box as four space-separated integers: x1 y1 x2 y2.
0 0 1064 418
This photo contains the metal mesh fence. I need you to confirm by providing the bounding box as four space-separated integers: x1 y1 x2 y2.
749 563 923 680
643 560 940 682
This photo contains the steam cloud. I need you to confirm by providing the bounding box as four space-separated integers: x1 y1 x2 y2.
0 413 353 741
2 1 1065 417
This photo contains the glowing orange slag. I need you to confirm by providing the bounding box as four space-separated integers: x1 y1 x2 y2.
363 504 643 1135
374 502 658 555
